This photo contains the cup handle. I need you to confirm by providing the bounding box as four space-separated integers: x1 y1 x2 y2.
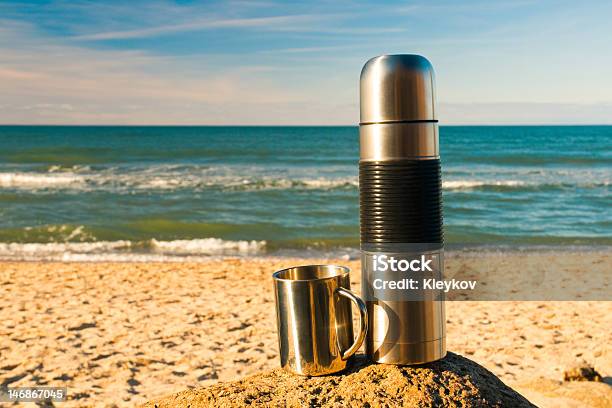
336 287 368 361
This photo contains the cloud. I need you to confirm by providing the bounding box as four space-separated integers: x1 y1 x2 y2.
67 11 398 42
0 19 318 125
0 67 44 80
71 14 326 40
260 44 362 54
394 0 537 14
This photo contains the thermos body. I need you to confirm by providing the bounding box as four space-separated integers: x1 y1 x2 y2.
359 55 446 365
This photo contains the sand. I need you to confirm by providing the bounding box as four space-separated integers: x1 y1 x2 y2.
0 251 610 407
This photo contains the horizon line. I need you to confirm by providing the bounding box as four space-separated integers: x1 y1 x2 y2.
0 123 611 127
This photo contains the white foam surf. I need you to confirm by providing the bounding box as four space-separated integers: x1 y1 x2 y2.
0 238 266 261
0 168 359 192
0 172 86 188
150 238 265 255
442 180 525 189
0 166 608 192
0 240 133 261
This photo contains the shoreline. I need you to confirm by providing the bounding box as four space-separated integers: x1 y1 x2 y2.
0 244 610 263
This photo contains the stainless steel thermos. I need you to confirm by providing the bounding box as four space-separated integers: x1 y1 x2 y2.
359 55 446 365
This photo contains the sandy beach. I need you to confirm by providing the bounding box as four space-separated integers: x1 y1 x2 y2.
1 251 610 407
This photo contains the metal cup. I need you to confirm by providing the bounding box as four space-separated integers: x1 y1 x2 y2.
273 265 368 376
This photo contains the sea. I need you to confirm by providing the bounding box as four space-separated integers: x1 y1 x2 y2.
0 125 609 261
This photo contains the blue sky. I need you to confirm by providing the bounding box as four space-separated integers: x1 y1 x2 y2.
1 0 611 124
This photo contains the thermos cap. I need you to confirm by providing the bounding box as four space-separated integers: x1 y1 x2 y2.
360 54 436 124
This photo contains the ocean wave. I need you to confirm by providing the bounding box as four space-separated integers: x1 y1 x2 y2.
0 169 359 192
0 166 608 192
0 238 266 261
442 180 525 189
47 164 93 173
0 240 132 258
442 179 610 190
0 172 86 188
150 238 265 255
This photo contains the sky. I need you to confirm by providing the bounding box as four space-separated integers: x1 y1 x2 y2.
0 0 611 125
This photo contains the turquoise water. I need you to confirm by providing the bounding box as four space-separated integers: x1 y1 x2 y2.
0 125 609 260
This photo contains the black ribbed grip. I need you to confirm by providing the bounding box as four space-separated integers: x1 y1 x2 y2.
359 160 443 247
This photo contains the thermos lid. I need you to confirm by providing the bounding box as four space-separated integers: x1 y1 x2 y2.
360 54 436 124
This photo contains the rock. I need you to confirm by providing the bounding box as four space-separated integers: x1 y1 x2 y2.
143 352 535 407
563 364 603 382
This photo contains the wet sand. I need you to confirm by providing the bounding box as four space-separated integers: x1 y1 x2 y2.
0 251 610 406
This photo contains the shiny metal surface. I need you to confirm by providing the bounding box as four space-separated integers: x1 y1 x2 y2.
370 338 446 365
273 265 368 376
366 300 445 364
359 54 446 365
360 54 436 124
360 122 439 161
